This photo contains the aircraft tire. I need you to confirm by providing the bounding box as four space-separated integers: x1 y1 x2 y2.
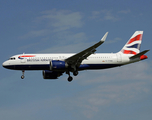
73 71 78 76
21 75 25 79
68 76 73 82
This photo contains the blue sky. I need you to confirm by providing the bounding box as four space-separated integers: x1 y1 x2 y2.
0 0 152 120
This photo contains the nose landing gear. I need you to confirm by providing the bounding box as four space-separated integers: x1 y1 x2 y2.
21 70 25 79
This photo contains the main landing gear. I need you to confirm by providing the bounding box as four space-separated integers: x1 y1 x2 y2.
66 71 73 82
68 76 73 82
21 70 25 79
66 71 78 82
73 71 78 76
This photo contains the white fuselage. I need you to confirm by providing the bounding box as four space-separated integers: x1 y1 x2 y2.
2 52 135 71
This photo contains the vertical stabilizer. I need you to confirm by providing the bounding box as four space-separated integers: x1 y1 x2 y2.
120 31 143 55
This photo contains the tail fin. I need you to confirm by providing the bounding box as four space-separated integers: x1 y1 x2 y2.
120 31 143 55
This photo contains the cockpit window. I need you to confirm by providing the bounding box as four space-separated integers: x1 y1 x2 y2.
9 57 16 60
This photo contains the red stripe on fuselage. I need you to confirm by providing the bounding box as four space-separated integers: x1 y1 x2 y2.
19 55 35 58
127 34 142 44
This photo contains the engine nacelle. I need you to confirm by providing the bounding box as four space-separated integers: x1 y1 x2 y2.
43 70 63 79
50 60 68 71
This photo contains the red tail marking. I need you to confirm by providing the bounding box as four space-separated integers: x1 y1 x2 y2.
127 34 142 44
140 55 148 60
122 50 137 55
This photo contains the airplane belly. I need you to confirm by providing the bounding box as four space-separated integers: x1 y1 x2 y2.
78 63 122 70
14 64 50 70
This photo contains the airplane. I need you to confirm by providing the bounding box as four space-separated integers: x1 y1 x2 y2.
2 31 149 82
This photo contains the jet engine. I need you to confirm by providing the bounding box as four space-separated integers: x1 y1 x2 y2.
50 60 68 71
42 70 63 79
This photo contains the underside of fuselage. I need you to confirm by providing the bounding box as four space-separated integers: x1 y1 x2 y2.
3 63 122 71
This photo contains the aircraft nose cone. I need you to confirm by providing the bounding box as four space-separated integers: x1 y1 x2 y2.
2 61 10 69
2 61 15 70
2 61 7 68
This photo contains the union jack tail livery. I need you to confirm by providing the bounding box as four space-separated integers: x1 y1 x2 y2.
121 31 143 55
119 31 149 61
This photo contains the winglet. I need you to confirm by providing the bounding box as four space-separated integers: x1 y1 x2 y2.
101 32 108 42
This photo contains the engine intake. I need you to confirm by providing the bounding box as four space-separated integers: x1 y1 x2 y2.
50 60 68 71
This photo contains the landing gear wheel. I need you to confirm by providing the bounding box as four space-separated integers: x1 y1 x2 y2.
68 76 73 82
21 70 25 79
21 75 25 79
73 71 78 76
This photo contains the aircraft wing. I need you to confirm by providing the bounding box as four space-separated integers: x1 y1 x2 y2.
65 32 108 67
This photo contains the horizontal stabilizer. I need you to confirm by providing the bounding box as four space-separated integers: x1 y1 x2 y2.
130 50 149 59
